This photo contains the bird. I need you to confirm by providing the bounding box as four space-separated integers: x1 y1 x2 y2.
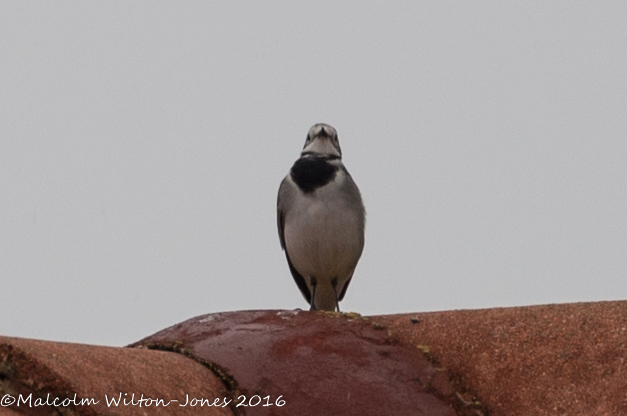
277 123 365 311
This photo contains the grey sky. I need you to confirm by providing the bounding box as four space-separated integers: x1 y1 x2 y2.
1 2 626 346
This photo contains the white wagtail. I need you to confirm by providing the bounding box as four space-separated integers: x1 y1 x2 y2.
277 123 365 311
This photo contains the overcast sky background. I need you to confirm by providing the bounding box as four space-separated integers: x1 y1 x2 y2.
1 2 626 347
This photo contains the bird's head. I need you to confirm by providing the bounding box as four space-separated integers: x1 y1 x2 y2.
301 123 341 158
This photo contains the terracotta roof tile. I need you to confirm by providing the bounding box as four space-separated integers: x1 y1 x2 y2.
0 336 232 416
2 301 626 415
0 407 22 416
373 301 627 416
131 310 463 416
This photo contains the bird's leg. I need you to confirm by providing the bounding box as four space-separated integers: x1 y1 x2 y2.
331 277 340 312
309 276 318 311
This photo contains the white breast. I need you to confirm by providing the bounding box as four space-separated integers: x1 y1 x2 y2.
283 170 363 281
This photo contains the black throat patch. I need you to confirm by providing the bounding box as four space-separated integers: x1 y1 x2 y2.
290 156 339 193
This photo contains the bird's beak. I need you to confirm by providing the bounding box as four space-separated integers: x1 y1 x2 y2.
314 127 331 139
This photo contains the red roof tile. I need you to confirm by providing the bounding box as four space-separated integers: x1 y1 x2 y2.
2 301 626 415
373 301 627 416
131 310 463 416
0 336 232 416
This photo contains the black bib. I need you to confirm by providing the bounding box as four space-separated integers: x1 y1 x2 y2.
290 156 339 193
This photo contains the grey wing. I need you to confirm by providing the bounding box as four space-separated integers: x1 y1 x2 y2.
340 169 366 242
277 177 312 304
337 169 366 303
276 177 293 250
